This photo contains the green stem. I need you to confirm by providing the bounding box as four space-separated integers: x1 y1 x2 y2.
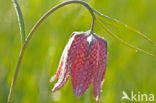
12 0 26 46
92 9 156 47
97 18 156 58
7 1 95 103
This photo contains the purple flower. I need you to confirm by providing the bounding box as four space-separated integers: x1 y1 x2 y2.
50 31 107 101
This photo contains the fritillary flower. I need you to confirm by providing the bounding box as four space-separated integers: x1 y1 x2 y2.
50 31 107 101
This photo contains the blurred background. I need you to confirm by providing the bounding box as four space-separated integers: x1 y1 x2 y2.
0 0 156 103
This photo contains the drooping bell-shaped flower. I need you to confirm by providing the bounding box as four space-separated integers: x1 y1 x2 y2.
50 31 107 101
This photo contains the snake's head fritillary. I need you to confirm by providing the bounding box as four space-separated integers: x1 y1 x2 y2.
50 31 107 101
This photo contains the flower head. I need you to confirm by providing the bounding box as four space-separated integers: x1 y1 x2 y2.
50 31 107 101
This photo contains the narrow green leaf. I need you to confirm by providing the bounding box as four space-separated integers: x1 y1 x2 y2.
12 0 25 46
97 18 156 58
93 9 156 47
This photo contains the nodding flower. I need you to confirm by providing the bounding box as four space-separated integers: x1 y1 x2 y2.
50 31 107 101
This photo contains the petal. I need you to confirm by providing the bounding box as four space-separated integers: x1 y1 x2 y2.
71 34 99 97
51 32 85 92
50 56 64 82
93 35 107 101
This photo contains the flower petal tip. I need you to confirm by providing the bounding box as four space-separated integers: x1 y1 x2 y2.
52 86 58 92
95 96 100 101
49 75 57 82
74 88 82 98
52 88 55 92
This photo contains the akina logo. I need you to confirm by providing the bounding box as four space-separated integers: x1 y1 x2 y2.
121 91 154 102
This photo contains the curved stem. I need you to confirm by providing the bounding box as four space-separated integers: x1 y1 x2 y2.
12 0 26 46
96 18 156 58
92 9 156 47
7 1 95 103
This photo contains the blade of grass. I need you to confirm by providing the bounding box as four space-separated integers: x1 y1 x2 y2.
12 0 25 46
92 9 156 47
96 18 156 58
8 0 26 103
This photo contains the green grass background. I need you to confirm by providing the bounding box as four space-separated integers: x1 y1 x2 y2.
0 0 156 103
